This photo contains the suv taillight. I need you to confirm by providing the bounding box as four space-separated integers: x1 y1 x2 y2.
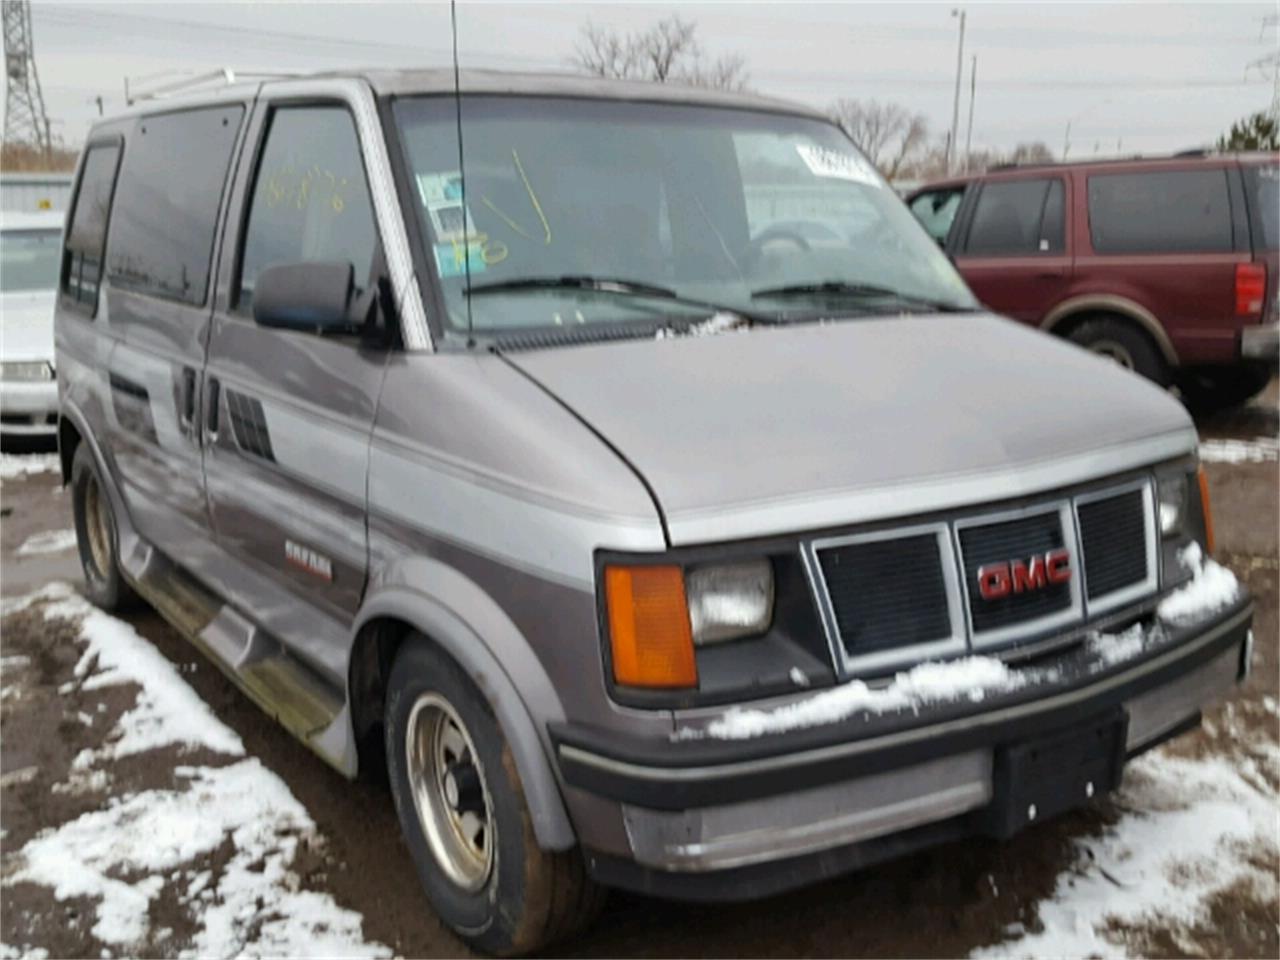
1236 263 1266 317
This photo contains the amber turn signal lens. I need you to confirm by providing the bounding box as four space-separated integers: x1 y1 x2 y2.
605 565 697 688
1197 466 1215 555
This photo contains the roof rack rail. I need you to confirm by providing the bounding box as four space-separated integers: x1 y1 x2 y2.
126 69 304 105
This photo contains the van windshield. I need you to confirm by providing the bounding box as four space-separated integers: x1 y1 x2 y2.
392 95 975 339
0 228 62 293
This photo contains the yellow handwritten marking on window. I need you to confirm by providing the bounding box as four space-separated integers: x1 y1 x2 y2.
479 148 551 245
262 164 352 215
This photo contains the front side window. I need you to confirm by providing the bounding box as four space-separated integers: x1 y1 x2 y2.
909 188 965 246
237 106 378 313
62 142 121 310
392 96 975 341
107 105 244 305
2 228 62 292
1088 169 1232 254
965 178 1064 256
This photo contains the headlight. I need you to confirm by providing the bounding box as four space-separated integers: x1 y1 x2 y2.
0 361 53 382
1157 474 1188 537
686 560 775 645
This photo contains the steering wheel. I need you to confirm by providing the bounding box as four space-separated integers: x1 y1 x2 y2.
743 225 813 268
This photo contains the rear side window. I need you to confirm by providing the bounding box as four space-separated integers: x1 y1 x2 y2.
62 142 121 311
1243 163 1278 250
1087 169 1232 254
106 105 244 306
236 106 377 313
965 178 1064 256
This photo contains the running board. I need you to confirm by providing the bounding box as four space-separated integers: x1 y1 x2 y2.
125 552 346 758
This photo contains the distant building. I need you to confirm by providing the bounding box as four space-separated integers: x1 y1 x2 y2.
1 172 73 214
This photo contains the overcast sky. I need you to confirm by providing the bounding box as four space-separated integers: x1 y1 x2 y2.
27 0 1279 157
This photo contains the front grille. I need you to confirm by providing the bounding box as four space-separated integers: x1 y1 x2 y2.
816 533 953 658
959 509 1071 634
1078 489 1148 599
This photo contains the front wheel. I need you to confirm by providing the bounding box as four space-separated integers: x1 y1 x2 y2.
384 639 603 956
70 443 135 611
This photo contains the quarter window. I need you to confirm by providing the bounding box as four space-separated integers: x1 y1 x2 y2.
1088 170 1233 254
106 105 244 305
965 178 1064 256
909 188 965 246
237 106 377 313
62 142 121 311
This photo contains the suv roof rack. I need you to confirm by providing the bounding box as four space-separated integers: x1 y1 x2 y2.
126 68 305 105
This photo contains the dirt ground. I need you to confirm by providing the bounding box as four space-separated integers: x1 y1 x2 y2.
1 381 1277 959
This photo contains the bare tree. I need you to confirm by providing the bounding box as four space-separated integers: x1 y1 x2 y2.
570 16 750 91
828 99 929 178
1007 141 1055 165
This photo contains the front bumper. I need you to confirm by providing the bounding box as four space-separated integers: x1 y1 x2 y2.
0 379 58 435
1241 321 1279 364
553 596 1252 900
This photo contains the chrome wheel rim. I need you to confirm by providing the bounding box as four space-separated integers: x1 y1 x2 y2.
1090 340 1135 370
405 692 494 891
83 472 112 581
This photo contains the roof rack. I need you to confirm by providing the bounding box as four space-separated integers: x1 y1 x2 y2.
126 69 305 105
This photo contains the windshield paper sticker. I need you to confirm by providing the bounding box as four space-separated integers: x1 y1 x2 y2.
795 145 881 186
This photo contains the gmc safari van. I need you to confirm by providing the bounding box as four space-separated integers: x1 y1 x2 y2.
56 70 1253 955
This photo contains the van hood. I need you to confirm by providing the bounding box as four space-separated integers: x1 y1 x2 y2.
1 291 56 363
505 313 1197 545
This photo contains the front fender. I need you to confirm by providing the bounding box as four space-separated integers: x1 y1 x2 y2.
352 557 576 851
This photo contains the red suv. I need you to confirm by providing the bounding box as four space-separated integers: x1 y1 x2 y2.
908 153 1278 410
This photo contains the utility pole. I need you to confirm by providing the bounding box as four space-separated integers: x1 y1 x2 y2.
2 0 52 160
1062 121 1071 161
963 54 976 173
947 8 966 175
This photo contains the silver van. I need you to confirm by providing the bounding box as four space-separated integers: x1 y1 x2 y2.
56 69 1252 954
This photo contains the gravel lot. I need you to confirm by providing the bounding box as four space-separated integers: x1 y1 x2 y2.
1 381 1276 959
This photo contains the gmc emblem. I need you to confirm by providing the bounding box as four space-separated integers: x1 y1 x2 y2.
978 548 1071 601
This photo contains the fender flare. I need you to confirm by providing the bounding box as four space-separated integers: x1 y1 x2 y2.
57 400 143 564
351 567 577 852
1040 295 1179 367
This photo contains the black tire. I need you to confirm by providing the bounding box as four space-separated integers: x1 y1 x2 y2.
1066 315 1171 386
1178 362 1274 415
384 638 604 956
70 443 135 611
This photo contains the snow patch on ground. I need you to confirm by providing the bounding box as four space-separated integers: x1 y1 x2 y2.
680 656 1024 740
1 586 389 958
973 750 1278 959
1157 543 1241 624
15 529 77 557
1198 436 1279 464
0 453 60 479
655 311 747 339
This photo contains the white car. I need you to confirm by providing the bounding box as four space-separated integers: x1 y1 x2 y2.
1 210 63 438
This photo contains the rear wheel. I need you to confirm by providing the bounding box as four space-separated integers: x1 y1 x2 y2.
71 443 134 611
1066 315 1171 386
384 638 603 955
1178 362 1274 414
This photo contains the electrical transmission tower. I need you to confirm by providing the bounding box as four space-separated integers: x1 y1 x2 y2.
3 0 52 158
1246 13 1280 123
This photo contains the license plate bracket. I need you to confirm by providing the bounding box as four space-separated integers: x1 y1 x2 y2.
980 709 1128 839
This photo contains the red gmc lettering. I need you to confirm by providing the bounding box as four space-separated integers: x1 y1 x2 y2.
978 548 1071 601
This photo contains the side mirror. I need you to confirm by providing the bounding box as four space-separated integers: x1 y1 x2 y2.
252 261 355 333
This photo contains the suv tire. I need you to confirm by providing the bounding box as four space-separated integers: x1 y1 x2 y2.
1067 315 1171 386
384 638 604 956
1178 361 1274 414
71 443 135 611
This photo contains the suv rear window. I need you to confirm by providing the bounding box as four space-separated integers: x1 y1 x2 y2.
965 178 1064 256
106 105 244 306
62 141 121 310
1243 163 1278 250
1087 169 1232 254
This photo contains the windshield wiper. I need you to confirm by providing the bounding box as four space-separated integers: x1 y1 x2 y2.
465 274 780 325
750 281 971 313
466 275 682 299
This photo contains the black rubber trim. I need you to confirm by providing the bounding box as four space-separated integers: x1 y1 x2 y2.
552 598 1251 809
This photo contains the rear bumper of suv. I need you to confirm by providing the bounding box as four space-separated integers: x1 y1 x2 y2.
1241 321 1279 365
552 596 1252 901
